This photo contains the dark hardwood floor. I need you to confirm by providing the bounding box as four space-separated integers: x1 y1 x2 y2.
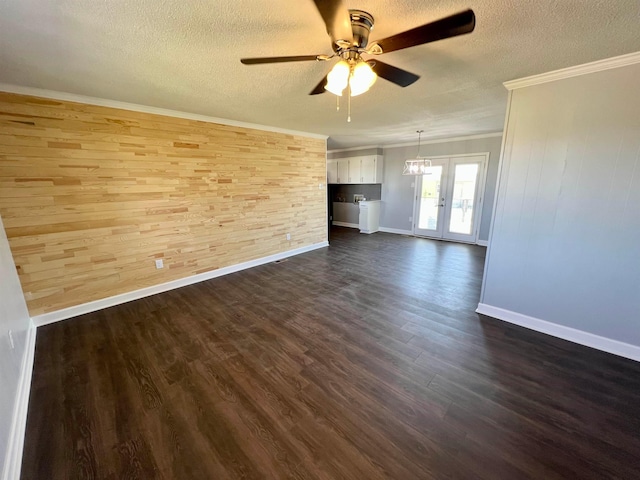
22 226 640 479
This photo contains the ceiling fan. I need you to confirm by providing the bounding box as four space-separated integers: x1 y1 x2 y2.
241 0 476 100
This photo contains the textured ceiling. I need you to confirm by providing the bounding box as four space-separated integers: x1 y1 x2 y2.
1 0 639 149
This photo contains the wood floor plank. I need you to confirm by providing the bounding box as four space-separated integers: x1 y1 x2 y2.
21 226 640 479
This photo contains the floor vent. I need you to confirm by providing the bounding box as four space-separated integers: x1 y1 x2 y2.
273 259 288 264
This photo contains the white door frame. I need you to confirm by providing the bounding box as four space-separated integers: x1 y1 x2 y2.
412 158 450 238
412 152 490 244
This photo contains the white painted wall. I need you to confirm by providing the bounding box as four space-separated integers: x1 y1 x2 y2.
0 215 31 478
379 136 503 240
480 62 640 348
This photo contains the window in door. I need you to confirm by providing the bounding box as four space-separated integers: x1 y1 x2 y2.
413 154 486 243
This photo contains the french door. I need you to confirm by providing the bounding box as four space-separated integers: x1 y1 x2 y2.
413 154 486 243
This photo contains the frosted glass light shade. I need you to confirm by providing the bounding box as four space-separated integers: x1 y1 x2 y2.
325 60 350 96
349 61 377 96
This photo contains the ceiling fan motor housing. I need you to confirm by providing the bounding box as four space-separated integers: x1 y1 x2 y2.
349 10 374 49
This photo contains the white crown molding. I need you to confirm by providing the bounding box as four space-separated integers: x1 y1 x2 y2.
32 241 328 327
2 321 36 480
327 144 381 154
0 83 328 140
380 132 503 150
476 303 640 362
504 51 640 90
327 132 503 153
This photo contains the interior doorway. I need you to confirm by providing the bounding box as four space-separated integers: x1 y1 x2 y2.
412 153 488 243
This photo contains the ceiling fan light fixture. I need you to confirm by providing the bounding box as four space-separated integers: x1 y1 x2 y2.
349 61 377 96
325 60 350 96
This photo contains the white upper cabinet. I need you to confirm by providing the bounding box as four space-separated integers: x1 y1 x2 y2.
360 156 378 183
327 159 338 184
337 159 349 184
348 158 361 184
327 155 383 184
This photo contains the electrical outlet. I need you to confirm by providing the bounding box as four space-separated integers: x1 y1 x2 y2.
286 233 291 241
8 330 14 349
155 259 164 269
409 216 413 222
410 182 415 188
318 183 323 189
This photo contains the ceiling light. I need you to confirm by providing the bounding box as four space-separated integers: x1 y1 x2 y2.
325 57 378 122
403 130 432 175
349 61 377 96
325 60 350 96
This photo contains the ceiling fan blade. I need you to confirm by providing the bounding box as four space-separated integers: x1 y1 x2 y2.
373 9 475 54
370 61 420 87
241 55 323 65
312 0 354 47
309 75 328 95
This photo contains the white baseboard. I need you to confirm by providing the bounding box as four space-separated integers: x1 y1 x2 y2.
32 241 328 327
332 222 359 229
379 227 413 235
476 303 640 362
3 322 36 480
476 240 488 247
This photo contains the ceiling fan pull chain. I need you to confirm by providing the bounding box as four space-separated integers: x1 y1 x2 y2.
347 88 351 123
336 94 340 112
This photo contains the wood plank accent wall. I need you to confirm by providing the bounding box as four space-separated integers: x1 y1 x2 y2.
0 92 327 316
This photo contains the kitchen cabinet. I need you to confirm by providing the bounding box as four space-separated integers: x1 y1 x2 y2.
359 200 381 234
327 159 338 184
348 159 361 184
327 155 383 184
336 159 349 184
360 156 378 183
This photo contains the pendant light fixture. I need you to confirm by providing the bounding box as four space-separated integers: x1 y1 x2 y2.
402 130 432 175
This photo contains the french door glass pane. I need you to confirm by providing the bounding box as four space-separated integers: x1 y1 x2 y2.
448 163 479 234
417 167 442 231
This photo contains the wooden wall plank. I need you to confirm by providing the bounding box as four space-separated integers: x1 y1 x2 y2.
0 93 327 315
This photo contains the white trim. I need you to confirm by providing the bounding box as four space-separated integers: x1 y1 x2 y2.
407 151 491 162
0 83 328 140
379 227 413 236
327 145 380 154
480 89 513 303
327 132 503 153
475 153 491 243
411 153 489 244
380 132 503 150
446 153 488 244
476 240 488 247
410 176 418 236
32 242 328 327
476 303 640 363
504 51 640 90
332 221 359 229
2 322 36 480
